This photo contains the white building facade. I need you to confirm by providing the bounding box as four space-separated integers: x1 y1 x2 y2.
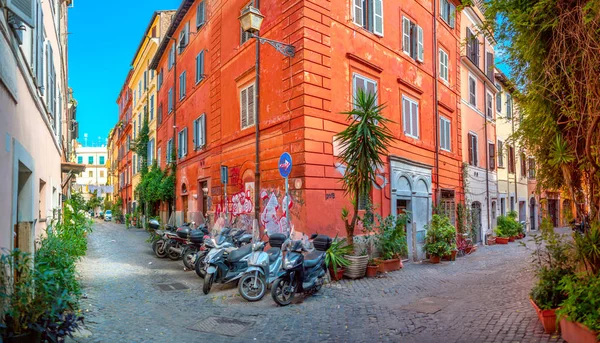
75 145 108 201
0 0 72 252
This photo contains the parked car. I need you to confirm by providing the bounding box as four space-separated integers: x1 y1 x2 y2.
104 210 112 221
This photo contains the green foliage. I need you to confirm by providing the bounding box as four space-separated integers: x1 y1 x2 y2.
423 215 457 257
335 88 394 242
495 211 522 237
85 190 103 212
528 228 575 310
325 236 352 273
135 163 175 219
375 213 409 260
557 273 600 337
573 224 600 275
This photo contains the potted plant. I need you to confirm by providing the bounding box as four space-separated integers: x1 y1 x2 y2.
335 88 394 249
495 214 519 244
423 215 457 264
325 237 352 281
527 224 575 334
376 213 408 272
366 259 379 277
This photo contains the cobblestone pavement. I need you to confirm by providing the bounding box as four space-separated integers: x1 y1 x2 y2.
72 220 566 343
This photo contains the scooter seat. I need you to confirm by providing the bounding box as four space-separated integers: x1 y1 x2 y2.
266 247 281 263
227 244 252 263
303 251 324 268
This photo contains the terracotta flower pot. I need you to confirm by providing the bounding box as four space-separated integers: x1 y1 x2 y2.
375 258 386 273
496 237 509 244
508 236 516 242
386 258 401 271
560 318 598 343
442 250 457 261
366 265 378 277
329 267 345 281
430 255 441 264
529 298 559 334
487 237 496 245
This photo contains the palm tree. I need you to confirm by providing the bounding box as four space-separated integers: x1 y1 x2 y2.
335 88 394 246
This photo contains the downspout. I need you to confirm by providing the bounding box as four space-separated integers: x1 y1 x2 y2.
512 106 517 216
484 87 490 245
433 0 440 206
171 37 178 222
254 0 261 222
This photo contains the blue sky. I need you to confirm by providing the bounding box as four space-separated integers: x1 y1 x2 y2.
68 0 180 147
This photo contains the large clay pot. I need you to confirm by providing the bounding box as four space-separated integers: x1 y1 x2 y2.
343 255 368 279
560 318 598 343
529 297 559 334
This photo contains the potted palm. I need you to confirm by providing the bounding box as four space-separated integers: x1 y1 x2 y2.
423 215 457 264
325 237 352 281
335 88 394 255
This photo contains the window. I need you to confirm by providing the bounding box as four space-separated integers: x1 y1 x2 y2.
196 50 205 84
150 95 155 121
488 142 495 170
466 28 479 67
133 89 137 106
138 114 141 132
520 152 527 178
100 170 104 178
133 120 137 139
138 81 142 99
439 49 449 82
133 155 137 174
143 71 147 90
178 22 189 54
168 43 175 70
497 140 504 167
440 0 456 28
88 156 94 164
158 69 163 90
506 94 513 118
157 147 162 168
440 117 451 151
178 128 188 158
240 3 252 44
179 71 186 100
158 104 163 125
500 198 506 216
508 145 515 173
88 171 93 178
353 74 378 101
240 83 256 129
167 139 174 163
148 139 155 166
402 17 424 62
99 156 105 165
496 84 502 112
486 91 493 118
468 75 477 106
468 133 478 166
168 88 173 113
402 96 419 138
196 1 206 28
528 158 536 179
510 196 515 212
193 114 207 149
486 51 494 80
353 0 384 36
77 156 83 164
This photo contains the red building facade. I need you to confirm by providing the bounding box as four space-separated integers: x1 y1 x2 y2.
117 71 133 215
151 0 464 259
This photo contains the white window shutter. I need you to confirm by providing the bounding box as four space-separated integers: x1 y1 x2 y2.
353 0 363 26
402 18 411 54
374 0 383 36
402 98 409 134
193 119 198 149
200 114 206 147
417 25 424 62
241 88 248 128
248 84 255 126
440 0 447 20
411 102 419 137
35 1 44 90
197 1 205 27
449 3 456 28
7 0 35 27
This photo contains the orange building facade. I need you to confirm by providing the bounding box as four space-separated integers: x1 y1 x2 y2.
116 71 134 215
150 0 464 259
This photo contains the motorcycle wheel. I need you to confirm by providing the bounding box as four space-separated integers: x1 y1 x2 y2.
182 248 197 270
271 278 295 306
238 273 267 302
313 276 324 294
153 240 167 258
195 251 207 278
203 272 215 295
166 242 180 261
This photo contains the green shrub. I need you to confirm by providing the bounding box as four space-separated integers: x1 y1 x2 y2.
423 215 457 257
376 213 409 260
557 273 600 337
325 237 352 273
495 212 522 237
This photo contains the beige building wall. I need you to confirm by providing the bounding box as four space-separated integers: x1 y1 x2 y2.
0 0 71 251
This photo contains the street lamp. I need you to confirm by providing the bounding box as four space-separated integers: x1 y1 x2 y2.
239 5 296 221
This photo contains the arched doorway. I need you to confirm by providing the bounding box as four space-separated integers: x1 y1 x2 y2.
181 183 188 224
471 201 482 242
530 197 536 231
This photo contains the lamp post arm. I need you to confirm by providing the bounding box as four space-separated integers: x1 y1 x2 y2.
250 33 295 58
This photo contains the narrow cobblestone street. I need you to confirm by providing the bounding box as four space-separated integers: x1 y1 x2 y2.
72 220 565 343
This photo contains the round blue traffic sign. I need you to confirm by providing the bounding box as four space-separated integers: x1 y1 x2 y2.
278 152 293 178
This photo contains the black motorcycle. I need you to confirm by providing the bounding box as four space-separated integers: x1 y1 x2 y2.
271 234 332 306
202 231 253 294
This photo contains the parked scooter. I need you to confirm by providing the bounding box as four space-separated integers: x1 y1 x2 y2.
181 223 211 270
270 234 332 306
151 221 193 259
193 227 252 278
150 220 177 258
237 232 287 301
202 231 254 294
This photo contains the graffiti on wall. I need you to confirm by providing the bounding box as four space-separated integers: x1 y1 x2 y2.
334 162 389 190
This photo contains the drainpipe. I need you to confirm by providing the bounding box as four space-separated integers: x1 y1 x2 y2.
512 105 517 216
484 87 490 245
253 0 261 222
168 36 178 223
433 0 440 206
